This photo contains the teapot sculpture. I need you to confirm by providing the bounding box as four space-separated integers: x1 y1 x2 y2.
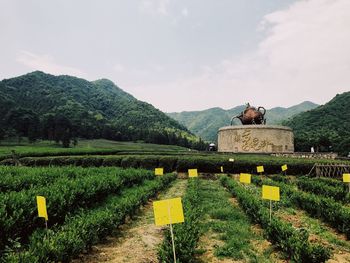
231 103 266 125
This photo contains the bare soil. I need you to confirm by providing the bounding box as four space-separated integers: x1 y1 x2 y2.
73 179 188 263
197 230 240 263
276 209 350 262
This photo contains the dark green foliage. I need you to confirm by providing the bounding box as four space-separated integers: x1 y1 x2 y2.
158 179 202 262
284 92 350 155
252 176 350 239
313 177 345 188
2 154 348 176
0 71 207 149
296 176 349 202
0 166 106 192
220 176 331 262
3 173 176 262
0 167 154 255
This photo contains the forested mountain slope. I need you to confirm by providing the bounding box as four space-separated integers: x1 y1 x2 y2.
283 92 350 155
0 71 205 149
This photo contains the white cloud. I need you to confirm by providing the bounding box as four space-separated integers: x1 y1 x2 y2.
113 63 125 73
16 50 86 77
139 0 170 16
181 7 188 17
133 0 350 112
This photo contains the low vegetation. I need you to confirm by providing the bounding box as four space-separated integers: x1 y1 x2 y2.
220 176 331 262
253 175 350 239
3 173 176 262
2 153 348 176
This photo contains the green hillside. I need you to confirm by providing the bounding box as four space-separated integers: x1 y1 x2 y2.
283 92 350 155
0 71 205 149
168 101 318 142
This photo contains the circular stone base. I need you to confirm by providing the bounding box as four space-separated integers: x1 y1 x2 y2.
218 125 294 153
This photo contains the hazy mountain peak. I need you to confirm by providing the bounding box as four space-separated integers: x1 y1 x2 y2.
167 101 319 142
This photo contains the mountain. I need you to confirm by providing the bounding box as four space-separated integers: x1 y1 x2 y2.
167 101 318 142
0 71 205 149
283 92 350 155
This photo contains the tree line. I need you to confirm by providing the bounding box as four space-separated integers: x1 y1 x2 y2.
0 71 208 150
0 107 207 150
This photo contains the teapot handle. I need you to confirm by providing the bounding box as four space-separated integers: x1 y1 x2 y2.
258 106 266 116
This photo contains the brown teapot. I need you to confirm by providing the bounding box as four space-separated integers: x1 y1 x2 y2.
231 103 266 125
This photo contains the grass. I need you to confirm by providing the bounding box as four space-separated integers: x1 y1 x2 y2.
0 138 189 158
197 179 274 262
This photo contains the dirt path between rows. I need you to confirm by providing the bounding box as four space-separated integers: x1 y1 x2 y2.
276 209 350 262
74 179 188 263
196 179 285 263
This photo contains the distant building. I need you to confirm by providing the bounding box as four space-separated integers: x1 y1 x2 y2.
209 143 216 151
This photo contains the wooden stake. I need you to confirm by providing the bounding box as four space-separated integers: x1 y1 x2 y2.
45 220 48 230
168 202 176 263
169 223 176 263
269 200 272 222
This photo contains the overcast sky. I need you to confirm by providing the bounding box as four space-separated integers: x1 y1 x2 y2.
1 0 349 112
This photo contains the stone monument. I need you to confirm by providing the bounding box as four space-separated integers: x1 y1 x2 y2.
217 103 294 153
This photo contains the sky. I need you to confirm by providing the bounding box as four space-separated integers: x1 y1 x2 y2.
1 0 350 112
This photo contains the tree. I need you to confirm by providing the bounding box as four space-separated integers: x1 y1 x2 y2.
53 114 73 148
5 108 40 142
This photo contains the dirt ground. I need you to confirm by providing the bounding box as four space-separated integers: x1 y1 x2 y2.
197 183 285 263
276 209 350 262
73 179 188 263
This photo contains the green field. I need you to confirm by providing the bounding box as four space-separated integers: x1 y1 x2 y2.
1 141 350 262
2 164 350 262
0 139 189 158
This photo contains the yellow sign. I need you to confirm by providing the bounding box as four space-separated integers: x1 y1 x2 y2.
155 168 164 176
281 164 288 172
257 166 264 173
343 173 350 183
220 166 224 173
153 197 185 226
36 196 48 221
240 173 251 184
262 185 280 201
229 158 234 162
188 169 198 177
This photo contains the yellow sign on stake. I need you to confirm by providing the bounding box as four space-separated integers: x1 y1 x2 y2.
257 166 264 173
220 166 224 173
281 164 288 172
155 168 164 176
240 173 251 184
343 174 350 183
188 169 198 177
229 158 234 162
36 196 48 221
262 185 280 201
153 198 185 226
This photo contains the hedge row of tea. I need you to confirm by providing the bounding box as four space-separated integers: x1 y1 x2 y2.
0 166 132 192
253 176 350 239
220 176 331 262
158 178 202 262
0 166 176 262
296 176 350 202
1 154 346 175
0 149 196 162
4 173 176 262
